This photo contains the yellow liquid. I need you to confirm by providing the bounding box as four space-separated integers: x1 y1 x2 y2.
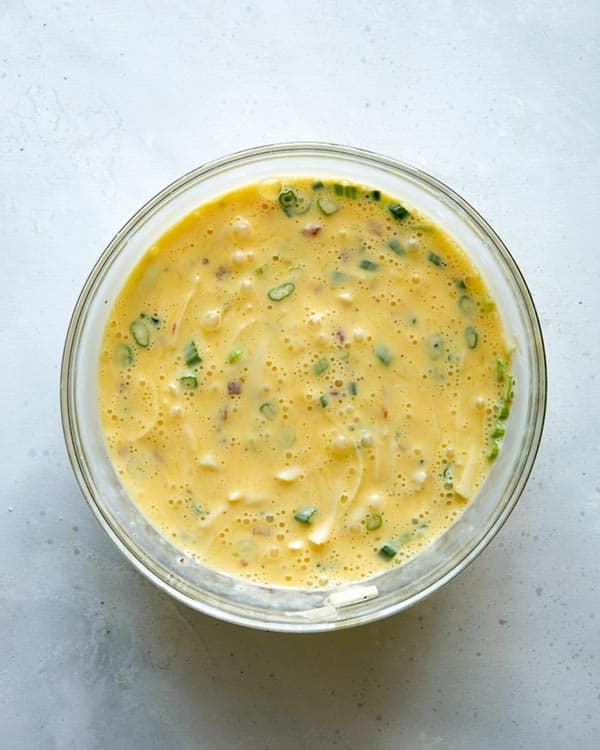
98 178 512 587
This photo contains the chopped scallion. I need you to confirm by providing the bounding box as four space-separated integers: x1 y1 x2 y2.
389 203 410 220
294 507 317 524
427 333 444 360
130 319 151 347
442 463 453 484
465 326 478 349
278 189 311 217
319 394 329 408
387 238 405 256
379 543 398 559
279 188 296 208
505 374 514 403
348 381 358 396
313 357 329 375
191 503 206 517
458 295 474 315
259 401 277 419
487 441 500 461
180 375 198 390
317 197 340 215
497 358 508 382
118 343 134 366
366 513 383 531
491 422 506 439
227 347 244 364
371 190 381 201
359 259 379 271
375 344 392 366
184 340 201 366
268 282 295 301
140 312 161 327
428 252 446 267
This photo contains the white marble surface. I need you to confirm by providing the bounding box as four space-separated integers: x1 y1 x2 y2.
1 1 599 748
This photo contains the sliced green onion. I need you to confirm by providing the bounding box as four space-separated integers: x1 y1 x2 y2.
366 513 383 531
333 183 357 199
268 282 295 301
498 401 510 420
491 422 506 439
428 252 446 267
442 463 453 484
317 197 340 215
375 344 392 366
359 259 379 271
427 333 444 360
191 502 206 517
465 326 479 349
456 278 467 290
279 188 296 208
227 347 244 364
118 343 134 366
330 270 346 284
371 190 381 201
458 295 474 315
180 375 198 390
348 381 358 396
140 312 161 327
313 357 329 375
387 238 405 256
294 507 317 524
411 222 434 233
130 319 151 347
259 401 277 419
487 441 500 461
184 340 201 366
312 181 324 190
505 374 515 403
389 203 410 220
497 358 508 382
255 264 268 276
278 189 311 217
319 394 329 408
379 543 398 559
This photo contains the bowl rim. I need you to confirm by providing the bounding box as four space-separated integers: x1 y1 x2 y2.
60 141 547 632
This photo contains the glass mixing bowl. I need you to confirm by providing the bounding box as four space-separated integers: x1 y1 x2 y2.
61 143 546 632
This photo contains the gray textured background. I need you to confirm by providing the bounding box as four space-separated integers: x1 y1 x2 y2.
1 1 599 748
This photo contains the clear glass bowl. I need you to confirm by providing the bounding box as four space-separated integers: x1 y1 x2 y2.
61 143 547 632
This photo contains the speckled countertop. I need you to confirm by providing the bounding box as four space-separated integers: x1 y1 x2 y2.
1 2 599 748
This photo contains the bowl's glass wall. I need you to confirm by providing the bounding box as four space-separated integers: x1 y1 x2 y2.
61 144 546 631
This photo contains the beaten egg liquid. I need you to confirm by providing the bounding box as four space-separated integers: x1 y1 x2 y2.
98 179 512 588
